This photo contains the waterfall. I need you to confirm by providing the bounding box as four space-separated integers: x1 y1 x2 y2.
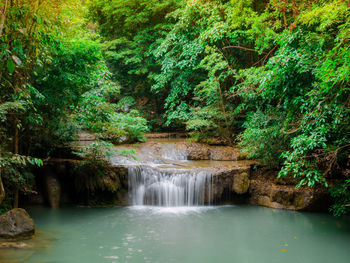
128 166 212 206
159 143 187 161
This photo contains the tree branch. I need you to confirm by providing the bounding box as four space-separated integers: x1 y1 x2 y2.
0 0 8 37
222 45 267 54
252 45 278 67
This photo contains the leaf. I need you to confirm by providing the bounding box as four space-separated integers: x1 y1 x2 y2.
12 55 22 66
7 59 15 74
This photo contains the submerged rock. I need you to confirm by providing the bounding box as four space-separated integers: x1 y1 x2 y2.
0 208 35 240
0 241 33 249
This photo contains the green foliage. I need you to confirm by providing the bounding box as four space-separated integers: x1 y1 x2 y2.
238 109 288 165
0 152 43 188
88 0 180 128
73 141 135 165
110 110 149 142
73 141 115 169
75 63 149 143
329 180 350 217
116 96 137 111
0 149 43 213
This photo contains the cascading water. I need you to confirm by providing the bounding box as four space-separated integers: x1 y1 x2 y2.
159 143 187 161
110 138 216 207
128 166 212 206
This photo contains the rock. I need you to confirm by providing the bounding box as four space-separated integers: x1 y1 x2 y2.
206 137 231 146
44 171 61 208
210 146 240 161
210 166 252 202
186 144 210 160
0 208 35 240
232 172 250 194
185 143 245 161
0 241 33 249
249 180 329 211
76 133 95 141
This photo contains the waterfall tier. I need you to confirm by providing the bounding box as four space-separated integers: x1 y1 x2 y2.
128 166 212 206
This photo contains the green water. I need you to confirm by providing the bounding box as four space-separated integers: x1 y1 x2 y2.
2 205 350 263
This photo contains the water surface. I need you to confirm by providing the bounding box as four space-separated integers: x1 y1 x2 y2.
2 205 350 263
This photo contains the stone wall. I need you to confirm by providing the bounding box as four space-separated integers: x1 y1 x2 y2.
26 159 129 208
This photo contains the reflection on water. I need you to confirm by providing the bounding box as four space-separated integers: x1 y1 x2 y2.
1 205 350 263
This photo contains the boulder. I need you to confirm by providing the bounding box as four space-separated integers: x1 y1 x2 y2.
0 208 35 240
232 172 250 194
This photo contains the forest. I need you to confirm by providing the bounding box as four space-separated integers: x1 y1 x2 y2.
0 0 349 217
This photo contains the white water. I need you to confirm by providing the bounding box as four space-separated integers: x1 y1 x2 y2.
128 166 212 206
110 138 214 207
159 143 187 160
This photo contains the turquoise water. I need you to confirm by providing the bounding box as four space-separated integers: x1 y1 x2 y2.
2 205 350 263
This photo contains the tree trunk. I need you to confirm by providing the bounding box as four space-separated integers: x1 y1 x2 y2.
13 118 19 208
0 172 5 206
216 77 231 144
13 186 18 208
0 0 8 37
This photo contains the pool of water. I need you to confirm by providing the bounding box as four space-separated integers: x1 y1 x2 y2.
2 205 350 263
